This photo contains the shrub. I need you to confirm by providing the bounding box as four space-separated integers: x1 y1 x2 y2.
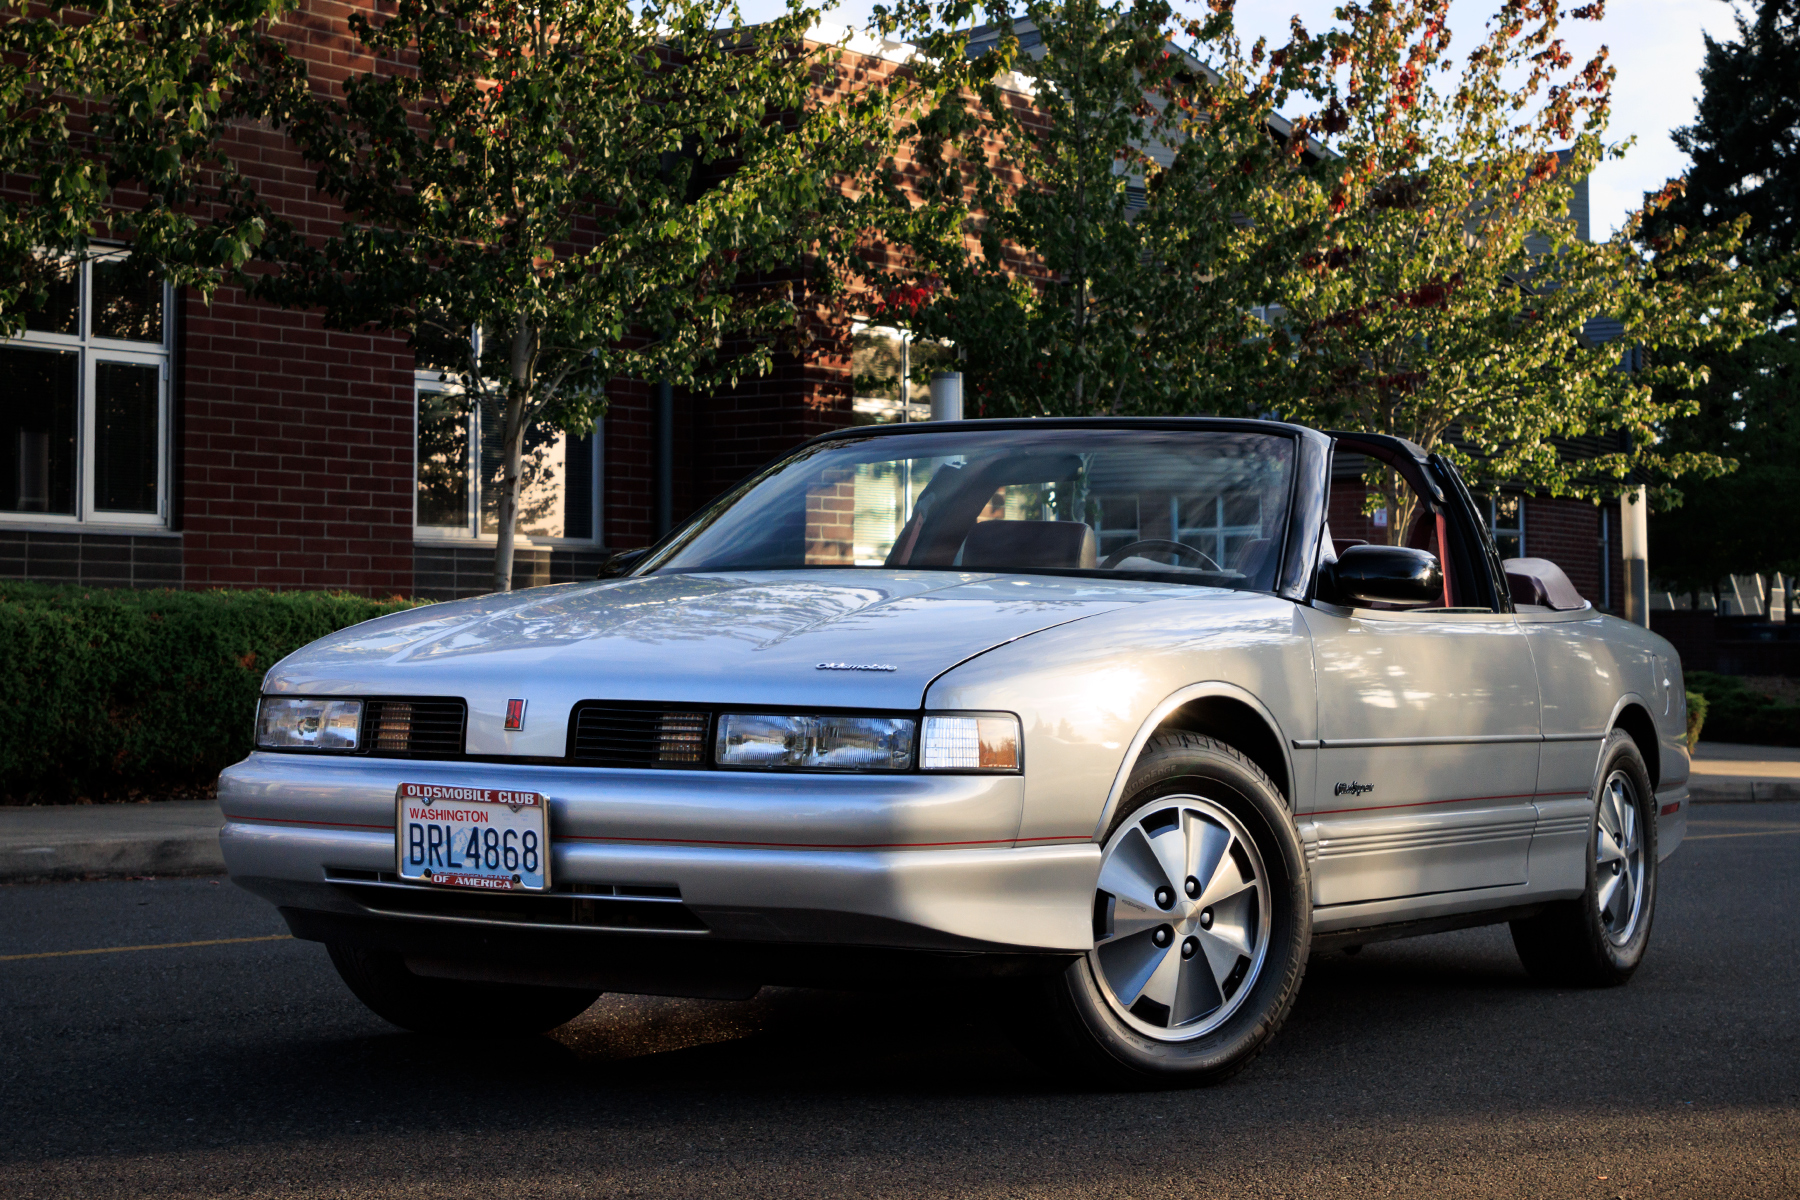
1683 671 1800 748
0 584 421 803
1685 690 1708 749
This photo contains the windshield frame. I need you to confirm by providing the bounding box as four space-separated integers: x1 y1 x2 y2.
630 417 1331 600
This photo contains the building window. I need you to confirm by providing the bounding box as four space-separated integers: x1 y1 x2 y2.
1490 495 1524 560
1175 494 1266 569
851 324 953 425
1 253 171 526
413 374 601 543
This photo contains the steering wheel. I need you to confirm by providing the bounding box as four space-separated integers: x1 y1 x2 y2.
1100 539 1222 571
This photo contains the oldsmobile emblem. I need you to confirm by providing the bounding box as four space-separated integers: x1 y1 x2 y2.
816 662 898 673
1333 781 1375 796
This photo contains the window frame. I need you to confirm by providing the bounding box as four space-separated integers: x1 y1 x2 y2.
1489 493 1525 560
0 250 173 530
850 321 954 425
410 370 604 547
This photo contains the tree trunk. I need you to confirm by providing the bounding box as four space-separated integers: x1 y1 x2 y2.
491 316 532 594
1379 471 1413 548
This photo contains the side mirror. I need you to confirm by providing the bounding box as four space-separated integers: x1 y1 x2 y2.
1319 544 1443 608
596 547 652 579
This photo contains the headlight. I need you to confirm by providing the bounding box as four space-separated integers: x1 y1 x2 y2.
715 714 914 770
257 697 363 751
921 713 1021 771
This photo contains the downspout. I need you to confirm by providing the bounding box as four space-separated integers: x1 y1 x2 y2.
655 377 673 537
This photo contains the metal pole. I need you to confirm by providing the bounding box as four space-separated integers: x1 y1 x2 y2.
1621 485 1649 628
929 372 963 422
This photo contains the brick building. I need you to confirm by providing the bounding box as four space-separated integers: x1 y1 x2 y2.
0 12 1628 612
0 12 926 600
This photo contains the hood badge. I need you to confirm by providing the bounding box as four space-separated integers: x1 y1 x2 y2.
817 662 898 673
505 699 527 731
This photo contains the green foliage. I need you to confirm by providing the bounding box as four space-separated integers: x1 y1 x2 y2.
1684 671 1800 748
0 584 419 803
871 0 1761 542
1645 0 1800 590
0 0 288 334
1235 1 1758 538
1685 689 1708 749
867 0 1315 417
243 0 901 590
1656 0 1798 321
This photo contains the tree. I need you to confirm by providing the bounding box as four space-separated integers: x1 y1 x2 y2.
1646 0 1800 598
874 0 1762 545
246 0 896 590
864 0 1317 417
1215 0 1768 542
0 0 283 333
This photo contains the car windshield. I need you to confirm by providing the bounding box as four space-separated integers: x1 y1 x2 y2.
645 427 1297 591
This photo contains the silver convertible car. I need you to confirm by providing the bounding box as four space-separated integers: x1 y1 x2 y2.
221 418 1689 1085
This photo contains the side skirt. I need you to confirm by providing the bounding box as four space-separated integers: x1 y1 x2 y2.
1310 902 1552 953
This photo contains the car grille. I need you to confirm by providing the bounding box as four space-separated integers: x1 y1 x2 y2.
569 704 711 768
362 698 467 758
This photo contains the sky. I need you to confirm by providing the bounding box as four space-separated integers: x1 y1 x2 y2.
735 0 1750 238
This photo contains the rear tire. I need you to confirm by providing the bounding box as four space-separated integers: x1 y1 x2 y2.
1510 730 1658 987
1020 732 1310 1088
327 944 601 1035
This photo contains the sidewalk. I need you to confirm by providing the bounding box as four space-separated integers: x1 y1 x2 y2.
1688 741 1800 802
0 801 224 884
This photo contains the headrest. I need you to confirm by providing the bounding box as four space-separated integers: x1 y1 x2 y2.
1504 557 1588 611
961 520 1099 571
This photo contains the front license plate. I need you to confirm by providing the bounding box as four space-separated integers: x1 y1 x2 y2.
395 783 549 892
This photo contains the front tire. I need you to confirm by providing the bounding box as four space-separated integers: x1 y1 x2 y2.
1510 730 1658 987
328 944 601 1035
1023 733 1310 1087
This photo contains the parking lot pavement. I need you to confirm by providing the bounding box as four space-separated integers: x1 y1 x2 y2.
1 804 1795 1200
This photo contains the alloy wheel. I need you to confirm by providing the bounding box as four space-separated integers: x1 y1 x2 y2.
1595 770 1647 946
1089 795 1271 1040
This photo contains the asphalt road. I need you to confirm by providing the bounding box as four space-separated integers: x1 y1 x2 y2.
2 804 1796 1200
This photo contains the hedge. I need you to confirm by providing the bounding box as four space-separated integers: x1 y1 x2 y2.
1684 671 1800 749
0 584 421 803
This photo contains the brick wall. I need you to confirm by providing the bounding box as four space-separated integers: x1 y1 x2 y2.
803 469 859 564
178 289 416 594
166 6 416 594
1522 496 1613 612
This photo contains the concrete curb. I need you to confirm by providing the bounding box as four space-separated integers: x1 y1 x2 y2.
1689 781 1800 804
0 801 225 885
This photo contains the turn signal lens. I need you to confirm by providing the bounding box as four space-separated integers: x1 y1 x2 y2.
715 714 914 770
921 714 1021 771
256 697 363 751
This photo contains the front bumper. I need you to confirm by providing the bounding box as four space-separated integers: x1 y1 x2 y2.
219 752 1100 956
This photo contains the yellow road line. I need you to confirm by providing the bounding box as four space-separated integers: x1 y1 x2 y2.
1685 828 1800 842
0 934 292 963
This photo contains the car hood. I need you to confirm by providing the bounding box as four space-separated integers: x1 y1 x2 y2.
264 570 1197 755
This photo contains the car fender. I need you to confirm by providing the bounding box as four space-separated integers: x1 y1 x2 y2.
923 592 1318 849
1087 681 1301 841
